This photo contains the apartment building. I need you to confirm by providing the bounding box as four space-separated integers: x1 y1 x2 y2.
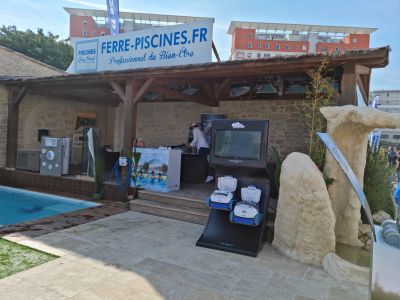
64 7 212 43
228 21 376 60
370 90 400 145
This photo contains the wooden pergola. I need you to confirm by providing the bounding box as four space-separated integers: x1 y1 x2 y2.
2 46 389 168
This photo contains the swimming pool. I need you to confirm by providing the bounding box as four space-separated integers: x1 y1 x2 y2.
0 185 100 227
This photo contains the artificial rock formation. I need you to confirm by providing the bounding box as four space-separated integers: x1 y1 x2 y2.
273 152 336 266
321 105 400 246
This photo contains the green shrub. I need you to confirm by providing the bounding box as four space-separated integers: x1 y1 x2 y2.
302 60 336 169
363 145 395 218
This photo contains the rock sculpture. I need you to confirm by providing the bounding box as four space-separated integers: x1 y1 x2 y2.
372 210 392 224
321 105 400 246
273 152 336 266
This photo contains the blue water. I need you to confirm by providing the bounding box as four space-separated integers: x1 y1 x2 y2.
0 185 100 227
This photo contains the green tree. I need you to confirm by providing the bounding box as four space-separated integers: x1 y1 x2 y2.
364 145 395 218
0 25 73 70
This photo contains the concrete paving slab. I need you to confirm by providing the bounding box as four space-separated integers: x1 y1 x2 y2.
0 211 368 299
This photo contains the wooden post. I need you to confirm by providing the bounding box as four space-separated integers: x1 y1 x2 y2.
6 88 20 168
340 64 357 106
121 79 141 156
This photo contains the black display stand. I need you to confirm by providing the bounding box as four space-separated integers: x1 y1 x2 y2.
196 119 270 257
196 168 269 257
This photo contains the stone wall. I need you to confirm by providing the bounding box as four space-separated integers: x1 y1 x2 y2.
136 100 307 157
0 85 7 167
137 101 217 147
0 95 307 167
17 95 115 149
219 100 307 157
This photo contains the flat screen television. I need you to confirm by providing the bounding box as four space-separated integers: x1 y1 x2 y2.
210 120 269 169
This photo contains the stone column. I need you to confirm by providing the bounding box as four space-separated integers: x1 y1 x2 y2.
321 105 400 246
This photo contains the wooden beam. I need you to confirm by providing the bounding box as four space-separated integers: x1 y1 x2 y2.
202 83 218 106
340 64 357 105
6 88 19 168
28 90 119 106
133 78 156 104
152 85 215 106
356 73 368 105
355 64 370 75
109 80 127 102
12 86 27 107
121 79 141 155
364 73 371 101
216 77 231 100
212 41 221 62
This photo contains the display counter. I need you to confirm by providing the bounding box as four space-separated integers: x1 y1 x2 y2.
132 148 181 192
181 153 208 183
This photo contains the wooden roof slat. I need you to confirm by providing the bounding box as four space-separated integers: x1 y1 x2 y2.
2 47 389 87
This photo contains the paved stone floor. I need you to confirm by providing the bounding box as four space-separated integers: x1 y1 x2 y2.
0 212 368 300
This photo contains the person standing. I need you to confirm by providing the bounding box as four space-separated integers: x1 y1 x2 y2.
396 157 400 183
388 146 397 165
189 122 214 183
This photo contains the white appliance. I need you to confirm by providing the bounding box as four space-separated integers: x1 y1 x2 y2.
40 137 71 176
16 149 41 172
132 147 181 192
71 131 85 165
210 176 237 204
233 186 262 219
241 185 261 204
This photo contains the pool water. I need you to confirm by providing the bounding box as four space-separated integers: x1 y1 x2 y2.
0 185 99 227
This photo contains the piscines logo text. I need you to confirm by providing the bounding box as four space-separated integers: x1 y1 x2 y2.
75 39 99 72
71 19 213 73
102 27 208 66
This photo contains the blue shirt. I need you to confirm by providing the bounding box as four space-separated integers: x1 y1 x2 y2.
393 184 400 206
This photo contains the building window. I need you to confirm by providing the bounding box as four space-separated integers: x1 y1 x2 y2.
352 38 358 43
247 53 252 59
321 47 328 52
236 52 244 59
248 42 252 48
387 92 390 97
285 44 289 51
275 44 280 50
302 45 306 51
257 53 261 58
248 32 252 38
92 31 96 36
101 32 105 36
335 47 339 52
82 30 88 37
263 53 270 58
258 43 262 49
381 135 389 139
265 43 270 49
83 20 87 26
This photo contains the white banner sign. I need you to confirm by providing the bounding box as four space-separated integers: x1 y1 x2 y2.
67 19 213 73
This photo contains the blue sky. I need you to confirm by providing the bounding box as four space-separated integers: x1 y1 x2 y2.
1 0 399 90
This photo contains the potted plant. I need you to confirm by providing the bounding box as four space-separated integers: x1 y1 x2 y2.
93 152 105 200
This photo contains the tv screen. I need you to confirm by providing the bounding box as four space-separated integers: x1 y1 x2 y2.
214 130 262 160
